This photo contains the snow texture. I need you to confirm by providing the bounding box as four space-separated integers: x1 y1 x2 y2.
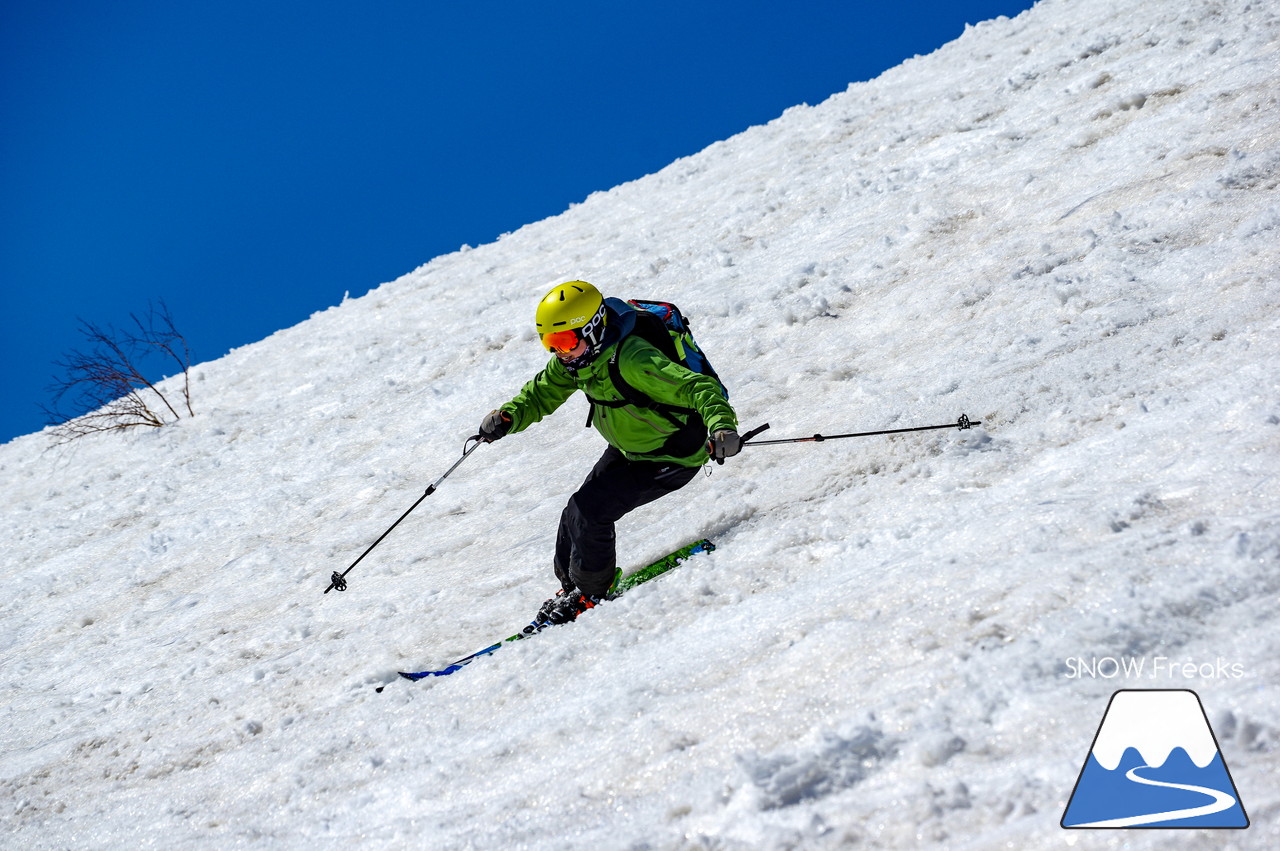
2 0 1278 848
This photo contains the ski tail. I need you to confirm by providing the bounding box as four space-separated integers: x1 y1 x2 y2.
398 633 526 680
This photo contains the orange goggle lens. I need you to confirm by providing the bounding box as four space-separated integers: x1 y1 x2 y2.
541 329 583 353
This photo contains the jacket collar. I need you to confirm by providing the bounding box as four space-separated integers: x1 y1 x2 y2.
561 298 635 375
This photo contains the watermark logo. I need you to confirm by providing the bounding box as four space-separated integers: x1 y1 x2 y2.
1062 690 1249 828
1063 656 1244 680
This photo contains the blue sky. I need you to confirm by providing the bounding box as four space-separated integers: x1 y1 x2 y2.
0 1 1037 444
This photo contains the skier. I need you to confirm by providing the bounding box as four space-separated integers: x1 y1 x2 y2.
477 281 741 626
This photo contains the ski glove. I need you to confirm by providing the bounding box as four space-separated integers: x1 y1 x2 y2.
709 429 742 464
478 409 513 443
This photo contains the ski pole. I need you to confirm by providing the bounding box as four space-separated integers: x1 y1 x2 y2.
741 414 980 447
324 437 484 594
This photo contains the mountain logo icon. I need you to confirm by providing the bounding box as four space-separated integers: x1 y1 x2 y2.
1062 689 1249 828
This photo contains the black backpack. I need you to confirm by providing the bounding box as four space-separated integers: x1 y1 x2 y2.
586 299 728 432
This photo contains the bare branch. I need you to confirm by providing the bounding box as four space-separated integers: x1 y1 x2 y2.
43 302 196 443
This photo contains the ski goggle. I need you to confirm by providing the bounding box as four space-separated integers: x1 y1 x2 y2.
541 329 584 354
540 304 607 354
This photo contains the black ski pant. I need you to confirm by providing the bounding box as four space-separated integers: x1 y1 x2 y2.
554 445 701 596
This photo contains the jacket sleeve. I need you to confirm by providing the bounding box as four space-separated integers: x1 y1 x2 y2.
499 358 579 434
617 339 738 434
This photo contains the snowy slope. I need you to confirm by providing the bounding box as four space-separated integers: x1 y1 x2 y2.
3 0 1278 847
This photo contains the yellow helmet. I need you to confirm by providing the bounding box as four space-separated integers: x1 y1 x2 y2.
535 281 608 356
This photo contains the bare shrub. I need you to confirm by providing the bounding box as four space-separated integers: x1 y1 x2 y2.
43 302 195 442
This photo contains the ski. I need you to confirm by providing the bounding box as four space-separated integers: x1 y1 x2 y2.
380 538 715 689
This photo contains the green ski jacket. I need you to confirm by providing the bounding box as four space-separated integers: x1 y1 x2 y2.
501 305 737 467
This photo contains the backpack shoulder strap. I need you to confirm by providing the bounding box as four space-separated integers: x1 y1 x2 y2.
583 334 688 428
607 336 692 426
606 344 651 405
583 336 642 426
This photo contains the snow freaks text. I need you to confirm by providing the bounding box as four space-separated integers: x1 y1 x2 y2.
1063 656 1245 680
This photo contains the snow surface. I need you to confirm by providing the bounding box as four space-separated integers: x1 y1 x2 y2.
3 0 1278 848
